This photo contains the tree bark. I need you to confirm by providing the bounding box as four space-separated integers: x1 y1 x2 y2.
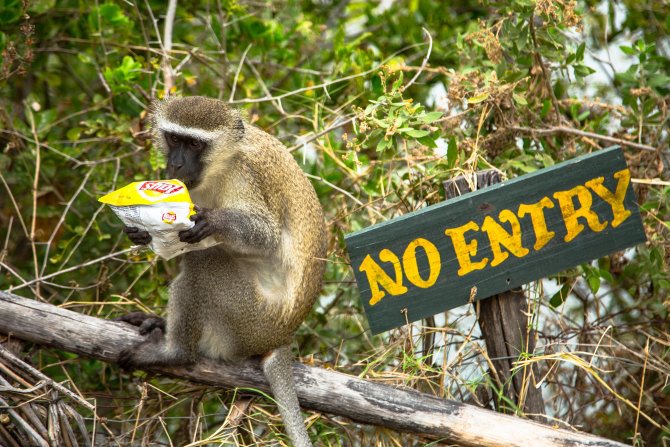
0 290 628 447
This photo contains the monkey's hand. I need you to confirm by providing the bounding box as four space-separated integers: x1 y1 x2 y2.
115 311 166 335
179 207 213 244
123 226 152 245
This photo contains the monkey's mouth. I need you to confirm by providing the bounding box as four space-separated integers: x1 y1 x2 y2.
183 176 203 190
167 170 199 189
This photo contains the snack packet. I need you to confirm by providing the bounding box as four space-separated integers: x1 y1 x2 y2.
99 179 220 260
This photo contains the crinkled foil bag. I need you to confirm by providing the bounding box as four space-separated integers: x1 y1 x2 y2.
99 179 219 260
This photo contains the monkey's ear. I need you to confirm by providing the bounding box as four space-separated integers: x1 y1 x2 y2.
233 117 245 140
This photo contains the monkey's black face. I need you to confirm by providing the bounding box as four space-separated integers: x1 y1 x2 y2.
164 132 208 188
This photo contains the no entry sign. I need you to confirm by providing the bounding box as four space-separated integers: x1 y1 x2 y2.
345 147 646 334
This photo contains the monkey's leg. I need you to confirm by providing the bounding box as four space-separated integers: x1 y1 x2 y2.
261 345 312 447
118 291 202 370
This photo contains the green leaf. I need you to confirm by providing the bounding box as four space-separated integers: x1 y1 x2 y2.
392 71 404 91
649 74 670 88
420 111 443 124
371 75 383 96
587 275 600 294
574 64 596 77
402 129 430 138
417 136 437 148
468 92 490 104
550 283 571 308
540 99 552 119
89 2 131 34
513 93 528 106
77 52 94 65
447 137 458 169
66 127 83 141
577 110 590 121
575 42 585 62
376 138 390 152
28 0 55 14
619 45 637 56
598 268 613 283
0 0 22 25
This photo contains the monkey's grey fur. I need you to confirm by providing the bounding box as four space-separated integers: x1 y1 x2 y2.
119 96 327 447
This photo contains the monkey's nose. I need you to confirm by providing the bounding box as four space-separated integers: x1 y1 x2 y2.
167 167 180 179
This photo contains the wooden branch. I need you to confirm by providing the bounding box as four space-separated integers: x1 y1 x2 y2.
0 291 629 447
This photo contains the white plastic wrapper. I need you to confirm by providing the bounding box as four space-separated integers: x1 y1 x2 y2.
99 180 219 260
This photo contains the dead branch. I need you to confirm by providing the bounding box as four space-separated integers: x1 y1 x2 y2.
0 290 630 447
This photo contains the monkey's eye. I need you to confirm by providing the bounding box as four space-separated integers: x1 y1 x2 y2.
169 134 180 144
189 139 204 150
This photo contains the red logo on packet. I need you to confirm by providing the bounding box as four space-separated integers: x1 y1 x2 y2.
138 181 184 195
162 211 177 224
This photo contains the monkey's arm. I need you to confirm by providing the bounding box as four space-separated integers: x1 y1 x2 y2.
179 207 280 256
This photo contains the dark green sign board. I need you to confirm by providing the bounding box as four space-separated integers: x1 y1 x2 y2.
345 147 646 334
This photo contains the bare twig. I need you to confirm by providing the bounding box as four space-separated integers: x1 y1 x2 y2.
162 0 178 91
228 42 426 105
8 248 135 292
27 109 42 298
40 166 96 277
288 115 354 152
404 27 432 91
229 44 252 102
0 173 29 238
0 345 94 412
511 126 661 152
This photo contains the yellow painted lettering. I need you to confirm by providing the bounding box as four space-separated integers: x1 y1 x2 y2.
585 169 632 228
481 210 530 267
517 197 556 251
553 185 607 242
403 238 441 289
359 249 408 306
444 221 489 276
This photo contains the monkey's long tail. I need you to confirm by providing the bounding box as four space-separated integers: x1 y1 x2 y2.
262 345 313 447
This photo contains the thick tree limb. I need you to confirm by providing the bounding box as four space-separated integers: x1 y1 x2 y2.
0 291 629 447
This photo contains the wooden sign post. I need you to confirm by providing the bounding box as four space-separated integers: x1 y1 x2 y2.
345 146 646 334
443 170 545 417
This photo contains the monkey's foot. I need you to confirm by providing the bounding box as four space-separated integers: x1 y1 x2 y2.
115 311 166 335
118 328 165 371
118 330 196 371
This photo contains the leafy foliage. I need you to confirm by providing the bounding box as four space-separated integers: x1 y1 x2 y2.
0 0 668 445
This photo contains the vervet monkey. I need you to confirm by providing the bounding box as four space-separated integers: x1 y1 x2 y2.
119 96 327 447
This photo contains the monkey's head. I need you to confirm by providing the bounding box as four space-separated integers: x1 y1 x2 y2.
150 96 245 188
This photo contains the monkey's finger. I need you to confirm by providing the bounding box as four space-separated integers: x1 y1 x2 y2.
179 225 210 243
115 311 153 326
123 226 140 233
139 316 166 335
179 229 200 243
129 233 152 245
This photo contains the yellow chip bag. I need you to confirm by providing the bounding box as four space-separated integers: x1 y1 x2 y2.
99 180 220 259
